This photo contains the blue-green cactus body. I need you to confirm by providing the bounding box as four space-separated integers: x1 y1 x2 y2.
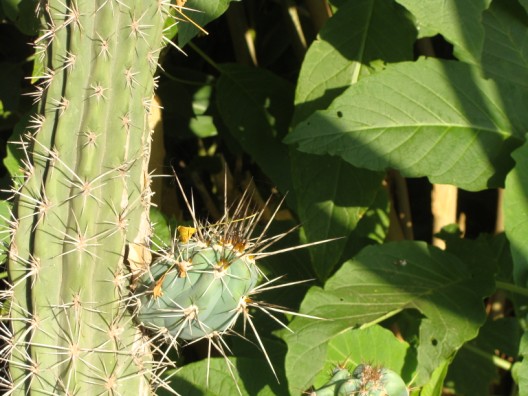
311 367 358 396
313 364 408 396
351 364 408 396
137 241 260 340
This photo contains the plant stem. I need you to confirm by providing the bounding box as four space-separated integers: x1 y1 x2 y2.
463 344 512 371
495 280 528 297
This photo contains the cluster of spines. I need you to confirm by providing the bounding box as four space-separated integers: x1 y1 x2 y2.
0 1 194 394
132 178 328 393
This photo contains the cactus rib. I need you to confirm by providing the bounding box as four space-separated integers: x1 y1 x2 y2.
1 1 174 394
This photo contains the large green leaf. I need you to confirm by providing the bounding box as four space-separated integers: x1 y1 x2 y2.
291 0 409 280
285 58 527 191
281 241 492 393
482 0 528 90
160 356 287 395
504 137 528 394
430 229 513 394
395 0 490 65
513 333 528 394
292 152 387 281
293 0 416 124
505 138 528 293
446 317 521 395
177 0 240 47
216 64 294 195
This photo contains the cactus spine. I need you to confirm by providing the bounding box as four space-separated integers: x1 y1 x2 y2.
3 1 171 394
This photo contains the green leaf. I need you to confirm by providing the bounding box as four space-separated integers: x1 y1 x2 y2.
156 68 218 140
437 227 501 277
291 0 407 280
513 333 528 394
313 325 414 388
446 317 521 395
0 200 12 264
482 0 528 90
0 62 23 113
505 138 528 293
1 0 39 35
160 356 287 396
149 207 176 248
290 0 401 278
216 64 294 195
504 137 528 394
293 0 416 125
518 0 528 15
281 241 491 393
292 152 387 281
418 361 449 396
395 0 490 65
4 111 31 179
177 0 240 47
285 58 527 191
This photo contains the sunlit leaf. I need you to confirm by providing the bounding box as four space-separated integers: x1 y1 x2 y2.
395 0 490 65
293 0 416 124
286 58 528 191
281 241 493 393
504 137 528 394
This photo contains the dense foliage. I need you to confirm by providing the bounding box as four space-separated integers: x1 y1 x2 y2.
1 0 527 395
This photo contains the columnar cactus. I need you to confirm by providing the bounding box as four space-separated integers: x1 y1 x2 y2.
2 1 174 394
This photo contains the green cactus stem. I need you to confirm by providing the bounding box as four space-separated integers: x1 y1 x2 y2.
312 363 409 396
1 1 180 394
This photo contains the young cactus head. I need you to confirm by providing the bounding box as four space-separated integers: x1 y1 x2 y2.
133 175 327 384
312 363 409 396
136 231 260 340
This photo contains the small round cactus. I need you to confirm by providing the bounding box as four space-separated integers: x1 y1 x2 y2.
136 232 260 340
132 179 325 382
309 366 359 396
312 363 409 396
